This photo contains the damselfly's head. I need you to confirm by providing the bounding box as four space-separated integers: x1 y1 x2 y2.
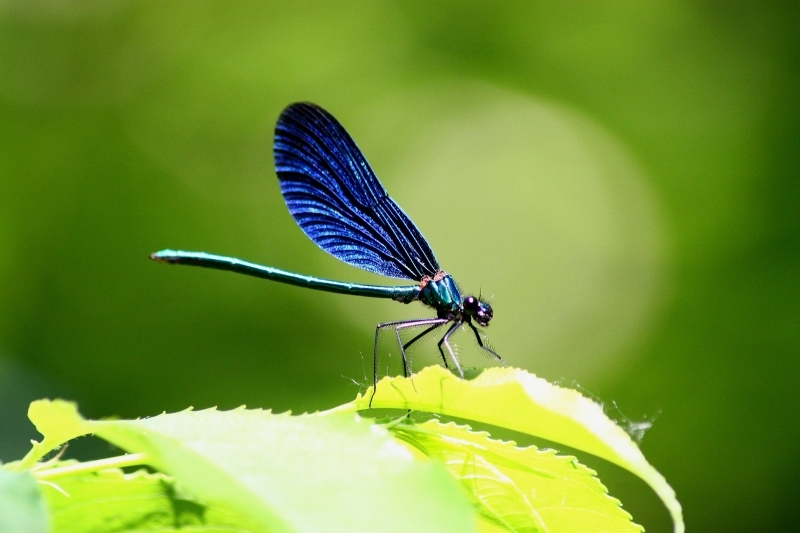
463 295 493 327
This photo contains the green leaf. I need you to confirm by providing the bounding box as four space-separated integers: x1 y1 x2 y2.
393 420 642 533
339 366 683 533
40 466 256 533
0 469 49 533
14 400 88 470
25 400 475 533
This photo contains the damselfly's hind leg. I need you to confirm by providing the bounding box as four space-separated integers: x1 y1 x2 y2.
438 320 465 379
398 321 447 369
466 321 507 366
373 320 407 406
371 318 448 407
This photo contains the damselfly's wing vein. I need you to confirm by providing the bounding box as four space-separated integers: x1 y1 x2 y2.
274 103 439 280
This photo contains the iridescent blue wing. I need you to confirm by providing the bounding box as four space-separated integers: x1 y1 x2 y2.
274 103 440 281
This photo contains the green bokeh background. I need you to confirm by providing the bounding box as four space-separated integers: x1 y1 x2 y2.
0 2 797 532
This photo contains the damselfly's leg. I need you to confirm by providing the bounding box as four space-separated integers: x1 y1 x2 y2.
392 319 449 378
402 322 445 352
373 320 409 406
438 319 465 378
396 320 448 375
466 321 507 366
371 318 448 407
394 319 448 398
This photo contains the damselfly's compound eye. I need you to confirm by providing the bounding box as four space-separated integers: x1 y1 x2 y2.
463 296 479 313
463 296 493 326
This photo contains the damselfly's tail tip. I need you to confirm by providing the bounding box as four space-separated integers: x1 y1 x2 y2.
150 250 178 264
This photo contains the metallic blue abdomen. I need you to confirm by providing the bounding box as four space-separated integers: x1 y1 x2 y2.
419 274 461 312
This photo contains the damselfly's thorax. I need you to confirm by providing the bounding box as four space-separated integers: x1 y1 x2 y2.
419 271 461 312
418 270 494 326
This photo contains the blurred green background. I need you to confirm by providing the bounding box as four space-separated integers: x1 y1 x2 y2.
0 1 797 531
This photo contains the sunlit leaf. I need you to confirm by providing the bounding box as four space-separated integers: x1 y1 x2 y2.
338 366 683 533
24 400 475 533
15 400 87 470
393 420 642 533
41 466 255 533
0 469 49 533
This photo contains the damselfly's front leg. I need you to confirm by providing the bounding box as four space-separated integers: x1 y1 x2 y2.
466 320 507 366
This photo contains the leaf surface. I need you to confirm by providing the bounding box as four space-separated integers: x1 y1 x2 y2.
393 420 642 533
0 469 49 533
25 400 475 533
41 466 256 533
341 366 683 533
